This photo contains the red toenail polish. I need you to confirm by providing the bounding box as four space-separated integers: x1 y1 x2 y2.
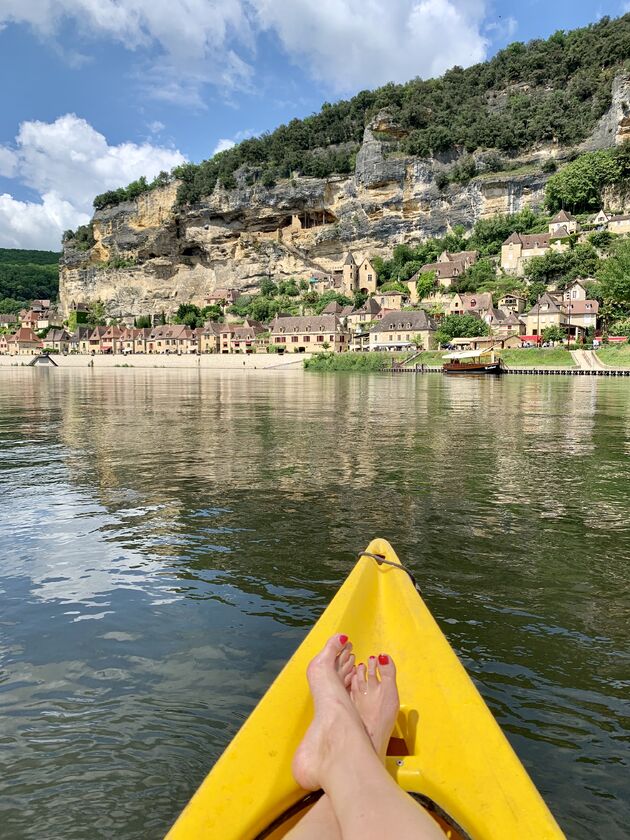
378 654 389 665
339 634 348 645
369 655 375 660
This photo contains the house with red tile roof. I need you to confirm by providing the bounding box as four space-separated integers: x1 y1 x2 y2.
7 327 42 355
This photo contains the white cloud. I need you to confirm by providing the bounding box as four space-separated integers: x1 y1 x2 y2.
486 15 517 42
255 0 489 91
148 120 165 134
1 0 254 101
0 114 185 249
212 128 255 156
2 0 491 100
213 138 236 155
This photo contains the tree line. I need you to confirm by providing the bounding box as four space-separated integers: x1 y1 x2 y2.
0 249 59 314
89 14 630 211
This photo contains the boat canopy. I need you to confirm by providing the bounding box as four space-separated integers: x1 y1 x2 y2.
442 350 491 360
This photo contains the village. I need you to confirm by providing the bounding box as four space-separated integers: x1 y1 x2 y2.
0 209 625 359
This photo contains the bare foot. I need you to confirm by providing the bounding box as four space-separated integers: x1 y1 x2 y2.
350 653 399 761
292 634 365 791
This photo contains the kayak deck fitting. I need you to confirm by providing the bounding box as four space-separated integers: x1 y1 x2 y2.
166 538 565 839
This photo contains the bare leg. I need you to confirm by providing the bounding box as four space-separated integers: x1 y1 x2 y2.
291 635 445 840
284 640 355 839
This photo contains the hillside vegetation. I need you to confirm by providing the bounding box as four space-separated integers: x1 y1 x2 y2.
0 249 59 314
92 15 630 210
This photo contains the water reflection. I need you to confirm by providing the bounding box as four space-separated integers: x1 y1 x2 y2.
0 368 629 839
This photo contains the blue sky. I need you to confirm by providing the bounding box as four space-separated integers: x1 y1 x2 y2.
0 0 626 249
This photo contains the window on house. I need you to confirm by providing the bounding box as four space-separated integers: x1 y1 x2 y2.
367 274 372 282
317 335 324 342
340 336 344 342
292 336 298 342
304 335 310 342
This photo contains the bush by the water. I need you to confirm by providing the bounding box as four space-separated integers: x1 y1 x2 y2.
304 352 397 371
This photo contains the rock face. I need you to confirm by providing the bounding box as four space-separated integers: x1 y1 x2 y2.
59 75 629 320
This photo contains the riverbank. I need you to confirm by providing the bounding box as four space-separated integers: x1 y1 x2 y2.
304 348 579 372
0 353 310 370
595 345 630 367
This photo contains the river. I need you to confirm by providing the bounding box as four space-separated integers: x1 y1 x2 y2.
0 368 628 839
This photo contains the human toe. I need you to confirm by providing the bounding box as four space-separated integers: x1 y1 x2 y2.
376 653 396 680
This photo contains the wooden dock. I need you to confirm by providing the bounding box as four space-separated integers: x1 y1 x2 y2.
389 365 630 376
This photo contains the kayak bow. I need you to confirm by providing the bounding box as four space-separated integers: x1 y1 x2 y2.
166 538 565 839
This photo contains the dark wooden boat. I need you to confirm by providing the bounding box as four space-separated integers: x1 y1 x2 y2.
442 350 504 374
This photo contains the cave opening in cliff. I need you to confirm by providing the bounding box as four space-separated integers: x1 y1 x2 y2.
295 209 337 229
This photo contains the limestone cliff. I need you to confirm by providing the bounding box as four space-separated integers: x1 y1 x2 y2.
60 74 630 320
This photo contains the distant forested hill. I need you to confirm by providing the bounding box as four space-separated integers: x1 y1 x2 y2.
0 249 59 313
93 14 630 210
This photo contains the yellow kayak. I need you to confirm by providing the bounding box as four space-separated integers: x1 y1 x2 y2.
166 539 565 839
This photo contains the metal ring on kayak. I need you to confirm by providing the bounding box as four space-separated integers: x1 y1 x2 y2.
358 552 421 594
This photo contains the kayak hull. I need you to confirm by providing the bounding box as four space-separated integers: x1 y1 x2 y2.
166 539 565 839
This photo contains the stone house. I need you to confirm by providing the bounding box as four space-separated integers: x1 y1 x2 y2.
69 326 91 353
448 292 493 316
482 309 525 336
409 249 479 298
549 210 578 235
345 297 382 330
8 327 41 355
101 325 123 353
591 210 630 234
45 328 71 353
565 299 598 332
145 324 195 354
0 333 8 354
20 310 39 330
525 293 570 338
497 294 527 314
375 291 408 311
86 326 108 354
205 289 238 308
270 314 349 353
0 314 17 327
369 310 437 351
230 322 268 353
310 253 378 297
200 322 221 353
501 229 570 276
339 253 378 297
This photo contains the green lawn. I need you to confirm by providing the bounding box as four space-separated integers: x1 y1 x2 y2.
595 344 630 367
411 351 447 366
501 348 576 367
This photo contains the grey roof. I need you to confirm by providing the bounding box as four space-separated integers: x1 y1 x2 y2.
527 293 563 316
370 309 436 333
352 297 382 316
46 329 71 341
343 252 356 266
321 301 343 314
550 210 574 223
271 314 344 332
550 225 571 239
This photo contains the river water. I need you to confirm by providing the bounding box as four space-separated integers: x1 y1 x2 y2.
0 368 628 839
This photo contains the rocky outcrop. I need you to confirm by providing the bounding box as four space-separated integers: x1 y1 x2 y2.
59 75 630 320
582 74 630 151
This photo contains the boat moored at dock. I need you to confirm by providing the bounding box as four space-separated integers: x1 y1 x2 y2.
442 349 505 374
